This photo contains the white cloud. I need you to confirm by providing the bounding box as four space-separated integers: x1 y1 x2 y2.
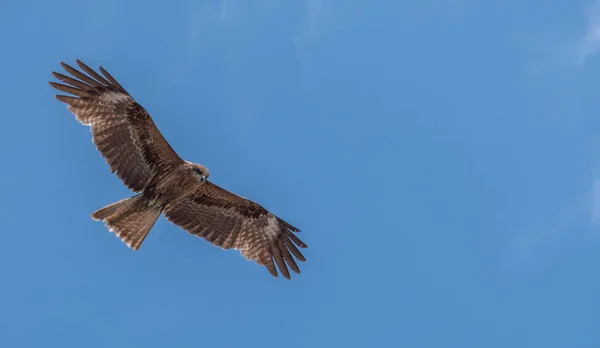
220 0 231 24
518 0 600 73
586 142 600 231
576 0 600 65
506 147 600 271
587 152 600 233
506 172 600 274
590 177 600 222
509 193 587 265
304 0 324 36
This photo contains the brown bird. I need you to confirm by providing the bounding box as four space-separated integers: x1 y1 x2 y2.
49 59 307 279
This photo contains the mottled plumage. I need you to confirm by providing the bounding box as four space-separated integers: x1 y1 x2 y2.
50 59 307 279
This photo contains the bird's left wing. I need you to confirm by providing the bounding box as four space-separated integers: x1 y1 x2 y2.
49 59 183 192
164 181 307 279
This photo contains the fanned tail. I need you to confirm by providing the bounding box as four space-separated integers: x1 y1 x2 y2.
91 194 162 250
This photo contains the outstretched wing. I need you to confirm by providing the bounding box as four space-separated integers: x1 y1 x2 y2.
49 59 183 192
164 181 307 279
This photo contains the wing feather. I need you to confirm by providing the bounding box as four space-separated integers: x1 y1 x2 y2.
74 59 113 87
163 181 307 279
51 72 93 90
50 60 183 192
98 66 128 92
60 61 104 87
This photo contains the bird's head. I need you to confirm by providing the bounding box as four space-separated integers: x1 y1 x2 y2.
190 163 210 182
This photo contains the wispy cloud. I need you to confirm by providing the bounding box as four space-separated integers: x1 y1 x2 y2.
304 0 326 37
519 0 600 74
590 177 600 221
219 0 231 24
507 191 589 271
588 149 600 229
507 166 600 274
506 2 600 274
506 144 600 272
576 0 600 65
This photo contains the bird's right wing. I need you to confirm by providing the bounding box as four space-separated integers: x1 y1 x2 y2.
163 181 307 279
49 60 183 192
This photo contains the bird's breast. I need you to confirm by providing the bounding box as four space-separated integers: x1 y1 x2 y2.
151 170 197 200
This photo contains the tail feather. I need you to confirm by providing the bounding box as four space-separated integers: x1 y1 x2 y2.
91 195 162 250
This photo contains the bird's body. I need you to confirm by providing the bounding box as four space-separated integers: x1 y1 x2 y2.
50 59 307 279
139 162 207 206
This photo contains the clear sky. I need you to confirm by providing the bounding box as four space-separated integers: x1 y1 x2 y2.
1 0 599 347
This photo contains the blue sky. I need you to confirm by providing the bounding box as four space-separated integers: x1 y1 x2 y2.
1 0 599 346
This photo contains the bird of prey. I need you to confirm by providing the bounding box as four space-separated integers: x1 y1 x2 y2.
49 59 307 279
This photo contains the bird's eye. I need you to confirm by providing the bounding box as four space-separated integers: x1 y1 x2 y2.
191 166 209 182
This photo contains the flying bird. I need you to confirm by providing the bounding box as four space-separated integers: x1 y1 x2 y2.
49 59 307 279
